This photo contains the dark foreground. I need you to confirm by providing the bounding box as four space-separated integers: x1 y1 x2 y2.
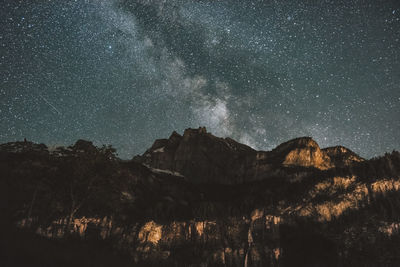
1 128 400 266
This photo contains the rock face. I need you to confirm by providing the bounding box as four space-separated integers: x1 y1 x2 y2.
272 137 333 169
139 127 258 184
1 129 400 267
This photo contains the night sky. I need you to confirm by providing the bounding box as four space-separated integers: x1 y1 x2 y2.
1 0 400 159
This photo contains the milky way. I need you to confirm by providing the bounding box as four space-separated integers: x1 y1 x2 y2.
1 0 400 158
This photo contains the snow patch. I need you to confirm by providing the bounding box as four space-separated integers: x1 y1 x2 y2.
144 164 185 178
153 146 165 153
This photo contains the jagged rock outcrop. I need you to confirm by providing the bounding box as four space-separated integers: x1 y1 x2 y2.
138 127 258 184
1 130 400 267
322 146 364 168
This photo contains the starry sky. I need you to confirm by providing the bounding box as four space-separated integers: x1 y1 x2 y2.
1 0 400 159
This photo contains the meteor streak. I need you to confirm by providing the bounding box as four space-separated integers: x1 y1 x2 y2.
38 94 61 115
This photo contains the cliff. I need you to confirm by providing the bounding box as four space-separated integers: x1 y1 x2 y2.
1 128 400 267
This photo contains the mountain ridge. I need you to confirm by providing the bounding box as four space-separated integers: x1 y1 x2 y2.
136 127 364 184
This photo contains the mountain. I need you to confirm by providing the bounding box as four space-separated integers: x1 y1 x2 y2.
1 128 400 267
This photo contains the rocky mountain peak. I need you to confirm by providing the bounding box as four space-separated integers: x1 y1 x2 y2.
271 137 332 170
138 127 257 184
323 145 364 167
183 127 207 139
273 136 319 152
169 130 182 140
